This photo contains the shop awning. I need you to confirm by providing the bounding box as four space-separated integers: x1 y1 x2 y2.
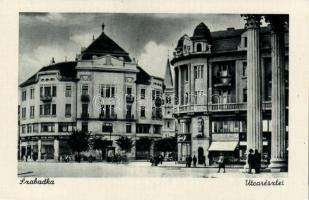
208 141 238 151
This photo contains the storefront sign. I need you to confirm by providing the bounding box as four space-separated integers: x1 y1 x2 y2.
212 133 238 141
177 134 191 142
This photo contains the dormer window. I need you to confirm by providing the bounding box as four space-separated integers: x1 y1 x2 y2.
196 43 202 52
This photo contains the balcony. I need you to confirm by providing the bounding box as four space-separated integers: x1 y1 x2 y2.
126 95 134 103
152 113 162 120
81 94 90 102
126 114 134 120
80 113 89 119
99 113 117 120
40 95 52 102
174 102 273 114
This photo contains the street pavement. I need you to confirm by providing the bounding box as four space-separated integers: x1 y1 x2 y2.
18 161 287 178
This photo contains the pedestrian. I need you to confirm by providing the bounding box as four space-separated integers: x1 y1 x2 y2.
188 155 192 167
202 155 206 167
217 153 225 173
254 149 261 174
248 149 254 174
150 156 154 166
193 155 197 167
159 155 163 164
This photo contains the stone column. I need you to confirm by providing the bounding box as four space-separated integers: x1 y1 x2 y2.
54 138 59 161
190 64 195 105
38 139 42 161
244 15 263 154
178 67 182 105
266 16 288 170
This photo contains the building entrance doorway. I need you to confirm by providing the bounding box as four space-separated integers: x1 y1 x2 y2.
198 147 204 164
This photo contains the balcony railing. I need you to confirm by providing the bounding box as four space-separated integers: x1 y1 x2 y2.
99 113 117 120
126 114 134 120
81 94 90 102
126 95 134 103
174 102 273 114
40 95 52 102
80 113 89 119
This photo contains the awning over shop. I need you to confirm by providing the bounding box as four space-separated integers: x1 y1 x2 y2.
208 141 238 151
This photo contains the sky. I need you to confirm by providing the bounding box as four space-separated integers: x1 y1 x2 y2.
19 13 249 84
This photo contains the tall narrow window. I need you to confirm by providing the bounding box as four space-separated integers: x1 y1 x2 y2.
82 103 88 114
152 90 155 100
30 106 35 118
65 85 72 97
243 62 247 76
65 104 71 117
81 122 88 133
243 89 247 102
140 106 145 117
106 105 110 116
200 66 204 78
45 87 51 97
44 104 50 115
30 88 35 99
106 86 110 98
127 87 132 95
52 86 57 97
194 66 198 79
40 87 43 97
141 88 146 99
22 90 27 101
126 124 132 133
40 105 43 116
52 104 56 115
196 43 202 52
82 85 88 95
111 86 115 98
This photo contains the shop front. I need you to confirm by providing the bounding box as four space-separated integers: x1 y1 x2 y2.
177 133 191 162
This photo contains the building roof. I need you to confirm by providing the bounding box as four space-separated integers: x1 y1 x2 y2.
136 66 151 85
191 22 212 41
163 58 173 89
81 26 131 62
19 61 77 87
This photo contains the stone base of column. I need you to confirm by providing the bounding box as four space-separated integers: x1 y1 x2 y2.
268 158 288 172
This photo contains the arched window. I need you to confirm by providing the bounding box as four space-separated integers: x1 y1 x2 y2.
196 43 202 52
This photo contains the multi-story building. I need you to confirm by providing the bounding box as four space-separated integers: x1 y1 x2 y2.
162 59 176 138
170 15 289 170
18 24 163 161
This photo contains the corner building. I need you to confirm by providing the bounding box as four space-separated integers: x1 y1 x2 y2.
19 24 163 161
170 16 288 170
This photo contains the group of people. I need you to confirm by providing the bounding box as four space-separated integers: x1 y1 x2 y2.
150 155 164 166
185 155 205 167
247 149 262 174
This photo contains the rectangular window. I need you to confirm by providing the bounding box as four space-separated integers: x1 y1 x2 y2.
82 85 88 95
43 104 50 115
127 87 132 95
102 123 113 133
40 87 43 97
141 88 145 99
126 124 132 133
52 104 56 115
44 87 51 96
243 62 247 76
22 90 27 101
22 107 26 119
41 123 55 132
40 105 43 116
65 85 72 97
52 86 56 97
30 106 35 118
106 86 110 98
106 105 110 116
140 106 145 117
194 66 198 79
152 90 155 100
111 86 115 98
111 105 115 115
22 125 26 133
136 124 150 133
153 125 161 134
101 105 105 115
185 68 188 81
27 124 32 133
200 66 204 78
33 123 38 133
65 104 71 117
244 37 247 48
59 123 76 132
30 88 35 99
82 104 88 114
243 88 247 102
81 122 88 133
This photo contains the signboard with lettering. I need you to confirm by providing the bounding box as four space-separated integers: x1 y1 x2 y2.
212 133 239 141
177 134 191 142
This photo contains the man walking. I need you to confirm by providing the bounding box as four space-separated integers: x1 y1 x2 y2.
248 149 254 174
192 155 197 167
217 153 225 173
254 149 261 174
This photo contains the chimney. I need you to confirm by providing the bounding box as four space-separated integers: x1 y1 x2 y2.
50 57 55 64
102 23 105 32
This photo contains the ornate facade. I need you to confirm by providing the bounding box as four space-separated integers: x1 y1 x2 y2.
170 15 288 170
